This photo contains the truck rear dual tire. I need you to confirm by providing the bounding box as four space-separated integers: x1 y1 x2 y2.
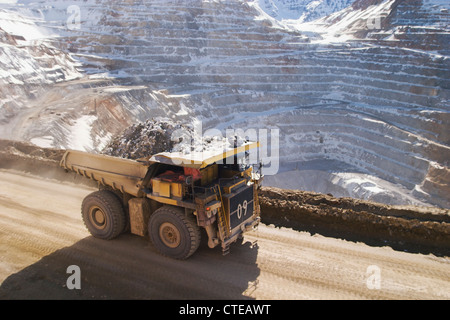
82 193 201 259
81 190 126 240
149 206 201 260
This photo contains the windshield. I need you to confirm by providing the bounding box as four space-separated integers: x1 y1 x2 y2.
223 151 250 172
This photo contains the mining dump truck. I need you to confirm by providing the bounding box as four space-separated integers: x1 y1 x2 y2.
60 141 262 259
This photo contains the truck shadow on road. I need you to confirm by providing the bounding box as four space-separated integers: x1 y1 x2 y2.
0 233 260 300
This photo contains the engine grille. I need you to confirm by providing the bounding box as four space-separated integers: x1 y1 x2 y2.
223 185 254 230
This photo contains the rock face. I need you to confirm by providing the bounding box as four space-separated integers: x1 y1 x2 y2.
255 0 355 22
0 0 448 207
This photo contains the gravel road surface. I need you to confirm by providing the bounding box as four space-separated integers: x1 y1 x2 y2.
0 169 449 300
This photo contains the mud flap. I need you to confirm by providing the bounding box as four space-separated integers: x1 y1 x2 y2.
128 198 152 236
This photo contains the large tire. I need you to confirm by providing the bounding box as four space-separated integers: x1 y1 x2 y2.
81 190 126 240
149 206 201 259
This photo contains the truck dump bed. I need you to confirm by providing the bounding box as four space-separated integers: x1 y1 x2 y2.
60 150 149 197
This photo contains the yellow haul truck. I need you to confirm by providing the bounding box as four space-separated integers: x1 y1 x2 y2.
60 142 262 259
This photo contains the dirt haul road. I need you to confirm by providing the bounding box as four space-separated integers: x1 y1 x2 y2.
0 169 449 300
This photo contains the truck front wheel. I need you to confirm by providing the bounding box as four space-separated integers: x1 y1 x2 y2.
149 206 201 259
81 190 126 240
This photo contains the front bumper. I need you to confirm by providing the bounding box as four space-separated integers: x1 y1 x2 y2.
222 215 260 251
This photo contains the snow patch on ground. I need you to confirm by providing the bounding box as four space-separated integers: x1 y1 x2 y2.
67 115 96 151
264 160 432 206
30 136 54 149
0 9 58 41
254 0 354 23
